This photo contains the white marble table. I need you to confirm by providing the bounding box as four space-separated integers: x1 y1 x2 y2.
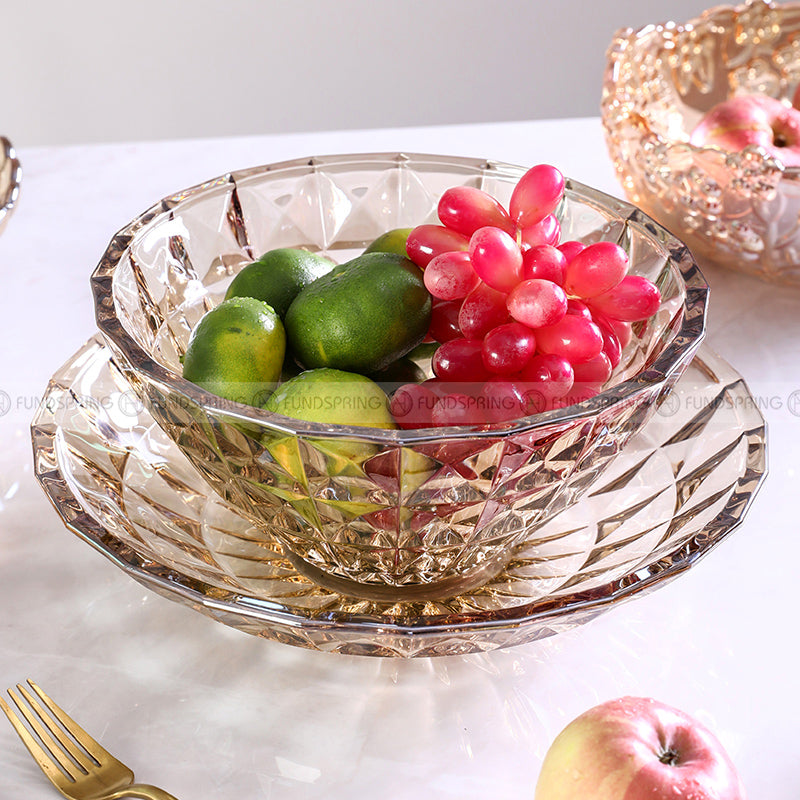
0 119 796 799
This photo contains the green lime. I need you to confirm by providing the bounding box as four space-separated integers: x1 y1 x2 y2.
182 296 285 407
369 357 426 397
264 368 396 476
265 368 396 429
280 356 303 383
405 341 439 362
364 227 413 257
224 247 335 318
285 251 431 373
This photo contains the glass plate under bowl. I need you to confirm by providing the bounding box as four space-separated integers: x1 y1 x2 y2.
31 337 766 657
0 136 21 235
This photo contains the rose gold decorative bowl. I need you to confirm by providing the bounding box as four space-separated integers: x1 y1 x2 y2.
90 152 707 603
602 0 800 285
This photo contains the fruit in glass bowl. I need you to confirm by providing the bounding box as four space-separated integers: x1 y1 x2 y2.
602 0 800 285
689 94 800 167
91 152 707 602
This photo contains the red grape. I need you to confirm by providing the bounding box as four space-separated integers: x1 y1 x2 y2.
469 226 523 293
428 298 463 343
386 166 666 427
431 393 484 427
424 377 485 404
509 164 565 228
563 241 628 299
516 353 574 411
574 384 602 401
432 338 491 382
459 282 510 339
507 279 568 329
593 312 623 368
482 322 537 374
566 298 592 319
535 315 604 363
608 317 633 348
481 378 529 422
406 224 469 267
438 186 515 237
558 240 585 262
519 214 561 248
521 244 566 284
572 351 612 385
420 378 452 398
423 251 480 300
588 275 661 322
390 383 438 429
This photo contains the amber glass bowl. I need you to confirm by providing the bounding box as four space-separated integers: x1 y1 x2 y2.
602 0 800 285
91 153 707 602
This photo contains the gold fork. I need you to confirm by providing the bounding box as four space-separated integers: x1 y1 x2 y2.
1 680 179 800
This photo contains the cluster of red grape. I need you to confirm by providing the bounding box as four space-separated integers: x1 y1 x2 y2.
389 165 661 428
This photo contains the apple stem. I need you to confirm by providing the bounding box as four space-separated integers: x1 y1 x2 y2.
658 747 681 766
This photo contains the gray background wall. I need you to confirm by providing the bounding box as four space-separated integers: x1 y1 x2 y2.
5 0 747 147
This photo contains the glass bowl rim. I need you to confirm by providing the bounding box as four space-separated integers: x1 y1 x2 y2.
0 136 22 230
605 0 800 176
90 151 709 444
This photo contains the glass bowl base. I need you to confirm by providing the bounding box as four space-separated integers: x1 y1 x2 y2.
283 544 514 602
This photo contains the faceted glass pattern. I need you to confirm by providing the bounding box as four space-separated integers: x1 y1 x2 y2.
0 136 21 235
91 153 707 599
32 338 766 657
603 0 800 285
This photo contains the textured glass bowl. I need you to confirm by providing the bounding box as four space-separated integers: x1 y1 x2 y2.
32 338 765 657
0 136 21 235
91 152 707 602
603 0 800 285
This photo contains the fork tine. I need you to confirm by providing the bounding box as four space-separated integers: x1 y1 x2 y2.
17 682 97 773
0 690 79 785
26 680 116 765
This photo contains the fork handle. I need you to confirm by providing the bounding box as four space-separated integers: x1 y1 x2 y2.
104 786 180 800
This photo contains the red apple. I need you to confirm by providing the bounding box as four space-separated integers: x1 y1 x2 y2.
690 94 800 167
535 696 746 800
